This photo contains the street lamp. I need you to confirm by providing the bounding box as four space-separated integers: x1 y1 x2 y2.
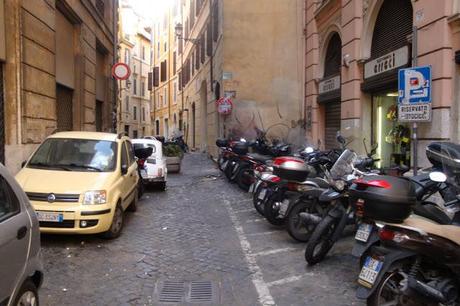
174 23 200 44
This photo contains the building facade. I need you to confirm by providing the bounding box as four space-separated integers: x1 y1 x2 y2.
153 0 305 157
305 0 460 167
118 2 152 138
0 0 117 173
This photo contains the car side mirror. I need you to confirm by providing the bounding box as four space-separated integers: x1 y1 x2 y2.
121 164 128 175
21 161 26 168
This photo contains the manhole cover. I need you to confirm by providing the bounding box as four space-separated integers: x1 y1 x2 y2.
189 281 213 303
156 280 217 304
158 281 185 303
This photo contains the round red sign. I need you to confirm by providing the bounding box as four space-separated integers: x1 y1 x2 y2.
216 97 233 115
111 62 131 80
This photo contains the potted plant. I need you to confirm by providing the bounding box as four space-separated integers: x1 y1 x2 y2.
163 143 183 173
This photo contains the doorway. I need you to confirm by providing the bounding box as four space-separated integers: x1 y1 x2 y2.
95 100 103 131
56 84 74 131
200 81 208 151
192 103 196 148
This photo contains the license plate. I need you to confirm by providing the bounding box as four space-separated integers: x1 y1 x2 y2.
36 211 64 222
147 158 156 164
355 223 373 242
258 188 267 200
358 257 383 287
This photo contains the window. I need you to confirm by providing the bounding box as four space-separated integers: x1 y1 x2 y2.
121 142 128 169
196 46 200 70
160 95 163 107
142 107 146 121
142 46 145 60
164 87 168 106
164 42 167 52
141 80 145 96
201 34 205 63
0 176 20 222
133 106 137 120
173 82 177 103
157 42 160 58
133 78 137 95
207 22 212 56
125 96 129 111
133 130 138 139
124 48 130 65
161 60 167 82
173 51 177 74
178 72 182 90
213 2 219 42
126 141 135 164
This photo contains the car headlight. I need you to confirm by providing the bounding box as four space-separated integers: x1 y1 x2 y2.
83 190 107 205
334 180 345 191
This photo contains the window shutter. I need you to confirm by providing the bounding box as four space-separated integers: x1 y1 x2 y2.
206 22 212 56
201 34 205 63
195 46 200 69
212 2 218 42
148 72 153 90
173 51 177 74
153 66 159 87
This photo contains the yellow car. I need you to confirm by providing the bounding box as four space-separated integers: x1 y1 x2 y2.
15 132 139 239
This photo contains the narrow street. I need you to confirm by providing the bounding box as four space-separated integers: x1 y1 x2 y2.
40 153 364 306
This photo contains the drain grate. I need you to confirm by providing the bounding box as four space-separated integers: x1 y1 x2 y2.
189 281 213 303
158 281 185 303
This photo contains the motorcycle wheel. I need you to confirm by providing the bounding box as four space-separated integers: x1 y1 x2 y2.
304 215 338 265
217 155 226 171
236 165 252 192
368 269 408 306
286 199 317 242
264 191 286 226
253 184 267 216
224 161 237 181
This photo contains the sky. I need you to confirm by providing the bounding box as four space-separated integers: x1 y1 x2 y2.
128 0 173 20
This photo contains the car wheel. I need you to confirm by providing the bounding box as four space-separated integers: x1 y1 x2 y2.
158 182 166 191
13 279 39 306
102 203 124 239
127 189 138 212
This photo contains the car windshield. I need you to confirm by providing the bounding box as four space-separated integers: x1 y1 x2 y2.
27 138 118 172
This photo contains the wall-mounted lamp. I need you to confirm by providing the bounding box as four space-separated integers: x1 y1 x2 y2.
174 23 200 44
343 54 351 67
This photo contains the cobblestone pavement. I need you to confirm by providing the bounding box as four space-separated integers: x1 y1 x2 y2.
40 153 365 306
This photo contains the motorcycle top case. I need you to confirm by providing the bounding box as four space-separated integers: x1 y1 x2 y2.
272 156 311 182
349 175 416 223
426 142 460 171
216 138 228 148
232 141 249 155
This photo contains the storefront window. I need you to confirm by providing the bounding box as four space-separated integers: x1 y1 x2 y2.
372 92 411 168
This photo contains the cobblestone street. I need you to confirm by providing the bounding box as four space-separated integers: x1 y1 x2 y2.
40 153 364 306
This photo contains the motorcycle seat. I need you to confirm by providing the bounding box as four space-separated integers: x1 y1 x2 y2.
248 153 272 163
393 215 460 246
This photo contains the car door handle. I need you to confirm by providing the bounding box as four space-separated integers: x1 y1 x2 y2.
17 226 27 240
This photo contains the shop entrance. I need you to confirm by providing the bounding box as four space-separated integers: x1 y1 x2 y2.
372 92 410 168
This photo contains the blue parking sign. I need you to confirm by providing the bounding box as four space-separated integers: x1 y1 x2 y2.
398 66 432 122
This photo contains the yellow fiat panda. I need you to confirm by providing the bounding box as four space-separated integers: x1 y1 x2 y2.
15 131 139 239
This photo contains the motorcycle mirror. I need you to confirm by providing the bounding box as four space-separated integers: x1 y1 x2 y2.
304 146 314 154
429 171 447 183
240 138 247 142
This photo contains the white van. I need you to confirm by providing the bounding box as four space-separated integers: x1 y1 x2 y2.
132 139 167 190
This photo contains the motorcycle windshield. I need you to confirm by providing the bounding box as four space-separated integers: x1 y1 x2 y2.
329 149 357 180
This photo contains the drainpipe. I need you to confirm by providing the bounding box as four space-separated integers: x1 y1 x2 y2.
113 0 118 133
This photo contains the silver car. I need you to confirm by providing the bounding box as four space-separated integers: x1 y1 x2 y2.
0 164 43 306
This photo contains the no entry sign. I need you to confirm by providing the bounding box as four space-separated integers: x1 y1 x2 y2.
216 97 233 115
112 62 131 80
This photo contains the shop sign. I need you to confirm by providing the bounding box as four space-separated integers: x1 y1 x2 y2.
398 66 432 122
318 75 340 94
216 97 233 115
364 46 409 79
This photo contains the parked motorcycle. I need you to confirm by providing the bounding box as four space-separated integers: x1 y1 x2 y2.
353 142 460 305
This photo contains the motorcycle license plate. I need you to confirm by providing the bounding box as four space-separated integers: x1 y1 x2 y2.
258 188 267 200
36 211 64 223
358 257 383 288
355 223 373 242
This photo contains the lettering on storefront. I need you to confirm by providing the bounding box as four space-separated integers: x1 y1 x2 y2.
364 46 409 79
318 75 340 94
